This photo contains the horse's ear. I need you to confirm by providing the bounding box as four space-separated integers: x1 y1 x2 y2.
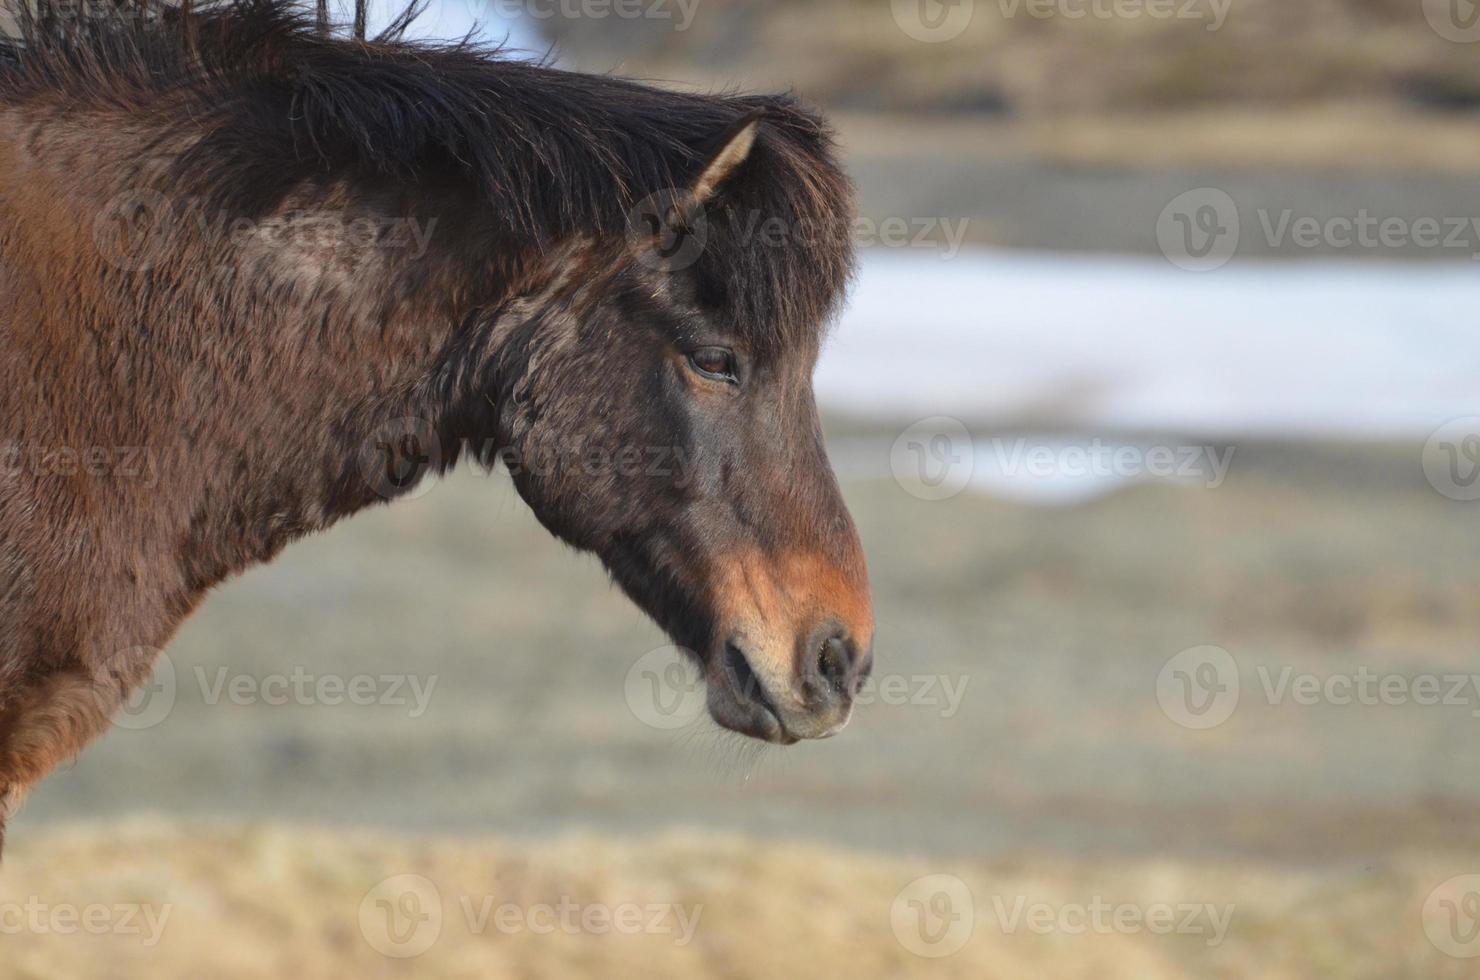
688 111 763 208
631 112 762 260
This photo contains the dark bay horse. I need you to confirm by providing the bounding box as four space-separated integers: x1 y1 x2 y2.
0 0 873 849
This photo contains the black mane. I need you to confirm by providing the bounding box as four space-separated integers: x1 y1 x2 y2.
0 0 856 353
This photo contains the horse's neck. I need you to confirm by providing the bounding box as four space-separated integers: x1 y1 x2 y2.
0 106 497 654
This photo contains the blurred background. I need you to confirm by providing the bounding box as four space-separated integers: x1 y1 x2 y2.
9 0 1480 976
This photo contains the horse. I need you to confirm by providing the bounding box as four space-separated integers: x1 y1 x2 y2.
0 0 873 853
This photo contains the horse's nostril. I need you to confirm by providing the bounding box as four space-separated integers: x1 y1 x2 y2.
726 640 760 701
816 634 851 694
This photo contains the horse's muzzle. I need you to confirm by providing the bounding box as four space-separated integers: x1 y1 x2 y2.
705 627 872 744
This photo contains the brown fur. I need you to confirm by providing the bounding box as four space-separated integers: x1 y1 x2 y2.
0 0 873 852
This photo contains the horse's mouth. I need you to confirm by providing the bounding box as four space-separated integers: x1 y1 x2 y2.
711 640 801 745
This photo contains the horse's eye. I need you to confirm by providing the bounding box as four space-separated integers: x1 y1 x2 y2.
688 346 737 382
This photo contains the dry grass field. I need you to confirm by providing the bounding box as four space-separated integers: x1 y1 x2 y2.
4 819 1478 979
